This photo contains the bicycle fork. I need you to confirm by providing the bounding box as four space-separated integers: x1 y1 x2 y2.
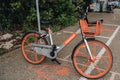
83 37 94 60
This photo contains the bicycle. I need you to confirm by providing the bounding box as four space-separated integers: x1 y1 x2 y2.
21 2 113 79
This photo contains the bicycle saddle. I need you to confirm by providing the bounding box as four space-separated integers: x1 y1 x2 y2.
41 19 54 25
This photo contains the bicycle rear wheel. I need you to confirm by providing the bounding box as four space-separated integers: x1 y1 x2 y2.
72 39 113 79
21 32 48 64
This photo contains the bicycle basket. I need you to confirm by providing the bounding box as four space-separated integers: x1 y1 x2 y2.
79 20 102 36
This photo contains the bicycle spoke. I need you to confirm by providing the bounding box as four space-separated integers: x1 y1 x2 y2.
34 37 38 43
78 51 90 59
25 49 35 54
92 43 96 57
34 52 39 61
81 61 91 72
25 40 31 47
93 63 101 74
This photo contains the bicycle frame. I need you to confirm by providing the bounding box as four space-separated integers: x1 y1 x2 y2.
32 27 93 59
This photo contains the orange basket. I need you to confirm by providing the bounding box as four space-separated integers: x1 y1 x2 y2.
79 20 102 36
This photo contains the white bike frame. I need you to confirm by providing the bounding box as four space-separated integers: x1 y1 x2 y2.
32 28 93 59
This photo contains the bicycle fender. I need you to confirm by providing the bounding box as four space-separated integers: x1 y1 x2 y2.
71 38 95 60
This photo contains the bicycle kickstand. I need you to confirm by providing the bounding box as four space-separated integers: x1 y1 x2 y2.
52 59 61 65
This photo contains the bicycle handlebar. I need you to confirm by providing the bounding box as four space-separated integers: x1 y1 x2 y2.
72 1 90 19
72 1 104 24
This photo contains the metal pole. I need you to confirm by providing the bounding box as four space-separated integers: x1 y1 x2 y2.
36 0 41 32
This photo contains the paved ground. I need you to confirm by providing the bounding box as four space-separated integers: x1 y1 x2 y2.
0 12 120 80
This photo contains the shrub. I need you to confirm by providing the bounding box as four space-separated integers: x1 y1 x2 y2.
0 0 83 32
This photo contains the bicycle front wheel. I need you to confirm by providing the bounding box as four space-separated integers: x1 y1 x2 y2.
72 39 113 79
21 32 48 64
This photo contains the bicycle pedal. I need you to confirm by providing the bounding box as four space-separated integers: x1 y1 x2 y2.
52 59 61 65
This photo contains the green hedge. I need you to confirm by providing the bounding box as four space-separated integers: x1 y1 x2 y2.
0 0 83 32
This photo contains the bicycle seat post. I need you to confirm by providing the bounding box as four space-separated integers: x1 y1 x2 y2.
83 37 94 60
48 28 53 45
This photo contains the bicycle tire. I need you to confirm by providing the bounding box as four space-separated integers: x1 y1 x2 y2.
21 32 48 64
72 39 113 79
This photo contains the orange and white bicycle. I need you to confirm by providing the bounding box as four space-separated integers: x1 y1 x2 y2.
21 2 113 79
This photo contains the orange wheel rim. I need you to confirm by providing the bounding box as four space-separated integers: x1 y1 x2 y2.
73 41 112 78
22 33 46 64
